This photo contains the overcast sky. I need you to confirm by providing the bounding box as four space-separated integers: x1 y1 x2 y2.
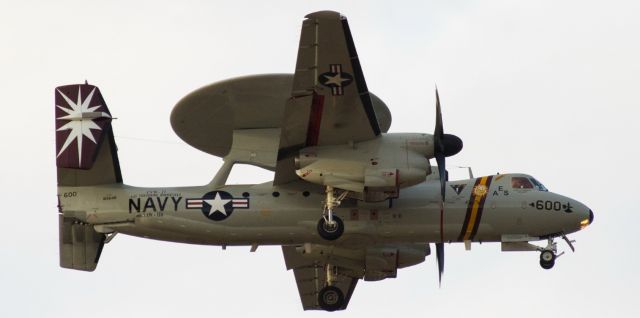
1 1 639 317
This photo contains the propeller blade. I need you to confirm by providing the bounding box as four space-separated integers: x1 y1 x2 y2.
435 242 445 286
433 88 463 160
434 88 443 144
436 154 446 246
434 87 447 202
433 88 450 287
434 88 447 240
436 154 446 201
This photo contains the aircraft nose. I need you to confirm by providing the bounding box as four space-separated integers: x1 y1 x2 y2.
580 208 594 230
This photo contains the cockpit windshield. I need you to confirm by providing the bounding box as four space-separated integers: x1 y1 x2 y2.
511 176 548 191
530 177 548 192
511 177 533 189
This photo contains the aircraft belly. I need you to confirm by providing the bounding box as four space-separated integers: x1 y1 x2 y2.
123 204 469 245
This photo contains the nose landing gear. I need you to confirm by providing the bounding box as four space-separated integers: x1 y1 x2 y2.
537 234 576 270
502 235 576 270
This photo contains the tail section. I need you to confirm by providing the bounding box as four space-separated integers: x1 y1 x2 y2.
55 84 122 186
56 83 120 271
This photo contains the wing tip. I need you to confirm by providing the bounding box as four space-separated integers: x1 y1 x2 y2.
305 10 342 20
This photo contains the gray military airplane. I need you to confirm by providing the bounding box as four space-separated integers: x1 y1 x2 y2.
55 11 593 311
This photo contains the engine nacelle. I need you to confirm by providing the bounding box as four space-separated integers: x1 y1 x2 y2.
364 244 430 281
288 243 429 282
294 133 432 193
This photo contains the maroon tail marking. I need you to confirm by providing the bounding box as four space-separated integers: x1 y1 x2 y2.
55 84 112 170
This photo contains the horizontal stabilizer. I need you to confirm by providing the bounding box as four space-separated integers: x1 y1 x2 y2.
59 215 106 272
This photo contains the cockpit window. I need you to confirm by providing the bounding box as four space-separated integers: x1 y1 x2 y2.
511 177 534 189
530 178 548 192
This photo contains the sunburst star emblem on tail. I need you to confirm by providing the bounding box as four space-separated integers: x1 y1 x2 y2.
56 87 111 165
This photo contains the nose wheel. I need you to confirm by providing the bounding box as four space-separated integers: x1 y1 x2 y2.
539 250 556 269
317 186 348 241
538 237 567 270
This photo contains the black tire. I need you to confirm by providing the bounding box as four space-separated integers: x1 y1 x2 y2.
539 250 556 270
317 216 344 241
318 286 345 312
539 259 555 269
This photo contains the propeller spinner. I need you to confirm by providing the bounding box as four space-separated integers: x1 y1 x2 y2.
433 88 463 286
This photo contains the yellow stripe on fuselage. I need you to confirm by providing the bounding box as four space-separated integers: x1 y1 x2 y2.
462 176 489 241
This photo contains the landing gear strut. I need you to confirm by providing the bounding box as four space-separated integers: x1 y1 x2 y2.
318 264 345 311
317 186 347 241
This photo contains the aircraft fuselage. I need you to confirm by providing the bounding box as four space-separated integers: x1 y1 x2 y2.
58 174 591 247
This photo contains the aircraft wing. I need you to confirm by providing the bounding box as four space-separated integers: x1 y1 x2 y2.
274 11 382 184
282 245 362 311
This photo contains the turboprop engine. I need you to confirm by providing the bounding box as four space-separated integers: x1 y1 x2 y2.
294 133 435 195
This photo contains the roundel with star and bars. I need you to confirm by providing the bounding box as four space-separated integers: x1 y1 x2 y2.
185 191 249 221
318 64 354 96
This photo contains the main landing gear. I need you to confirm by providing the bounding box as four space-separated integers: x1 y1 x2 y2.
318 286 344 311
317 186 348 241
318 264 345 311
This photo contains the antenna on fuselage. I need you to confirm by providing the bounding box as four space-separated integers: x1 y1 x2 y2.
456 166 474 179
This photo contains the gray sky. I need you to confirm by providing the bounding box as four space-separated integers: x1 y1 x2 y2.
2 0 639 317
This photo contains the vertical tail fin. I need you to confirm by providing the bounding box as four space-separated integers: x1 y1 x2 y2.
55 84 122 186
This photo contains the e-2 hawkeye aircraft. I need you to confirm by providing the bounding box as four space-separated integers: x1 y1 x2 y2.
55 11 594 312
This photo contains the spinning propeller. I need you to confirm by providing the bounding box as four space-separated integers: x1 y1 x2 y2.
432 88 463 285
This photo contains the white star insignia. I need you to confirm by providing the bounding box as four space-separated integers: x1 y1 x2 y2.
324 73 350 86
204 192 231 216
56 87 111 165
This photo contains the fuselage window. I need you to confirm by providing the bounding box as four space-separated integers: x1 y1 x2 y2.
511 177 534 189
